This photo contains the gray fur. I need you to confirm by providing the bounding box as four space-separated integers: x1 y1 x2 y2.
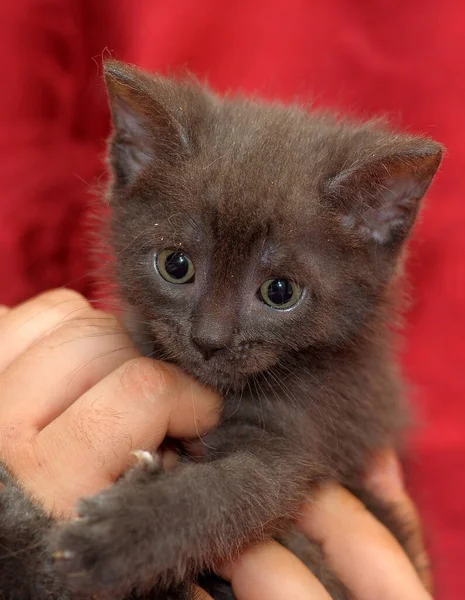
0 61 442 599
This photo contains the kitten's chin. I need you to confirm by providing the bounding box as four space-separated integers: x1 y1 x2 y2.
178 358 272 392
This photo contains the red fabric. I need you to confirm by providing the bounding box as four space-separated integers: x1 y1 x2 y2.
0 2 463 597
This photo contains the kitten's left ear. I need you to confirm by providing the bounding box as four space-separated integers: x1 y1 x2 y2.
326 139 443 250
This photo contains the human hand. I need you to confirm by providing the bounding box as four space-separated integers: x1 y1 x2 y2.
206 450 432 600
0 289 220 517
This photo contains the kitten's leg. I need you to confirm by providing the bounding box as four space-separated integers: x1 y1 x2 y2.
0 463 71 600
50 433 311 598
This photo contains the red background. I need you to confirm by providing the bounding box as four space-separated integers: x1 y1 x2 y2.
0 2 463 597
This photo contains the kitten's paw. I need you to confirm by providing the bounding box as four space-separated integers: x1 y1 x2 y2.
51 503 123 593
50 478 164 595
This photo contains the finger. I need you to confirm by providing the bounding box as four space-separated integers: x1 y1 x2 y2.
298 484 432 600
0 289 93 372
364 449 433 594
0 309 139 431
0 305 9 317
219 540 331 600
33 358 219 513
42 357 220 466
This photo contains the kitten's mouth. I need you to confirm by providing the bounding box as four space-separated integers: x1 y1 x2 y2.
195 349 257 370
179 345 275 389
142 321 278 389
185 342 280 390
191 338 254 363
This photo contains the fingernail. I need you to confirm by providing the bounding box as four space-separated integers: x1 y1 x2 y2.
364 449 404 499
217 562 233 581
385 452 404 489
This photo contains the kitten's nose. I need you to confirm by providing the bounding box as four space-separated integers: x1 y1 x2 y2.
191 337 225 361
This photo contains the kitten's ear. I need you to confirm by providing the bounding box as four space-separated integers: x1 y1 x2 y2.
326 139 443 250
103 60 189 185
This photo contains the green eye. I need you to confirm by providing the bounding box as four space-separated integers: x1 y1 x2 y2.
156 249 195 284
259 278 302 310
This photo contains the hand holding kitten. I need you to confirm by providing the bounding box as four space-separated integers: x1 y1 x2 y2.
218 467 432 600
0 291 431 599
0 289 220 516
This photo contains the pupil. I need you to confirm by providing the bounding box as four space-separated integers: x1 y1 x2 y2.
268 279 293 305
165 252 189 279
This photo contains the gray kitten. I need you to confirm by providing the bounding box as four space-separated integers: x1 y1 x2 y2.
0 61 442 600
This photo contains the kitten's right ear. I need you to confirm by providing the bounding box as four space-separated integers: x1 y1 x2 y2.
103 60 189 185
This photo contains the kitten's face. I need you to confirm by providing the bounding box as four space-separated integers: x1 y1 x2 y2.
112 167 366 389
104 61 442 390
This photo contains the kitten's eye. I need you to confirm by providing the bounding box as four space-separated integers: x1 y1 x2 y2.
259 278 302 310
156 249 195 284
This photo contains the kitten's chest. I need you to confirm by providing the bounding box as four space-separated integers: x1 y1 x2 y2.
218 361 405 467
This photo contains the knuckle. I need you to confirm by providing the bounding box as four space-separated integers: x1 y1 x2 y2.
119 358 171 401
0 421 35 467
62 310 121 334
58 319 103 341
36 288 91 321
42 295 123 340
0 422 26 444
37 287 88 306
50 314 126 352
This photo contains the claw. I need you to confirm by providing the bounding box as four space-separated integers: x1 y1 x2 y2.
52 549 75 561
130 449 160 467
72 515 86 523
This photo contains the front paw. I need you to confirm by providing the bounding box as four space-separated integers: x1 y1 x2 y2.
51 493 130 593
50 457 168 596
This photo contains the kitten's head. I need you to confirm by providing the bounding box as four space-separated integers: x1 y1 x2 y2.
103 60 442 390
